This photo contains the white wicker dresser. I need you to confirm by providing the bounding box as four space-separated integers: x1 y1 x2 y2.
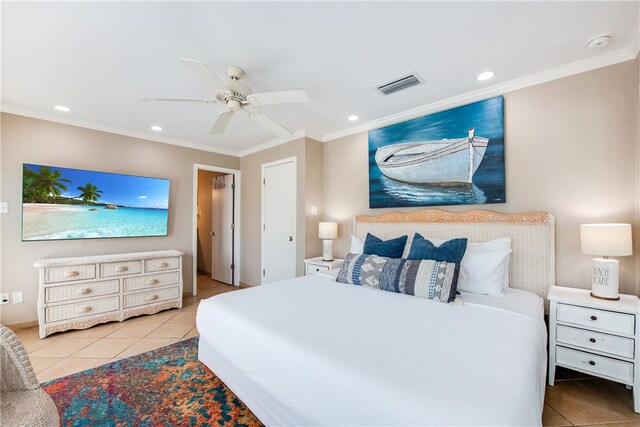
34 250 184 338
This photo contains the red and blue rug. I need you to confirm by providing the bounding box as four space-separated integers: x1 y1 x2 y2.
42 337 263 427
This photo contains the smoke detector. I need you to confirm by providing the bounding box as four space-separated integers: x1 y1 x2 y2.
586 35 611 49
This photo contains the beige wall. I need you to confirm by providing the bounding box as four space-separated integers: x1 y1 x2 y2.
239 137 324 286
196 169 224 274
323 59 640 295
0 113 239 324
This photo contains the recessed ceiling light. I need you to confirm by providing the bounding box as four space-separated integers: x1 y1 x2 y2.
476 72 494 81
54 105 71 112
150 125 163 132
586 35 611 49
347 115 360 121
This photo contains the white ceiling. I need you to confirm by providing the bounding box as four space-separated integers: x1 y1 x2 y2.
2 1 639 156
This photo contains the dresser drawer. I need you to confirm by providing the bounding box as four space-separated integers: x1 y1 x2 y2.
556 346 634 384
44 264 96 284
100 260 142 277
557 325 634 359
124 272 180 292
145 257 179 273
557 303 635 335
45 279 120 303
123 286 180 309
306 264 330 276
46 296 120 323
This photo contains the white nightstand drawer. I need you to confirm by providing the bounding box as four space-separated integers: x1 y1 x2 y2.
557 346 634 384
557 325 635 359
557 303 635 335
100 260 142 277
307 264 331 275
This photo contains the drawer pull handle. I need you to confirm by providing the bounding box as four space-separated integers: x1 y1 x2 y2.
588 360 596 366
65 271 80 278
77 288 92 295
77 306 92 314
116 266 129 272
158 262 169 268
590 315 597 321
589 338 596 343
147 279 160 286
315 268 320 272
147 295 159 301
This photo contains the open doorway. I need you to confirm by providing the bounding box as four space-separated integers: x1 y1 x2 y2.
192 164 241 296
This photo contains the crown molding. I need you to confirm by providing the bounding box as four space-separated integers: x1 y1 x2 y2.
237 130 307 157
0 104 240 157
322 47 636 142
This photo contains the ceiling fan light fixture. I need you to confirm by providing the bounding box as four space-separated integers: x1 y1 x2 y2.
150 125 163 132
476 71 494 81
347 115 360 121
54 105 71 112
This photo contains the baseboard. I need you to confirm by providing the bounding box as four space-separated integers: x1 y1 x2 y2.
7 320 38 330
197 269 211 275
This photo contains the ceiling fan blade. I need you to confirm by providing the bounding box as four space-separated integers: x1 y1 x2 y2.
210 110 235 134
247 89 309 106
181 59 228 92
142 97 215 103
248 110 294 138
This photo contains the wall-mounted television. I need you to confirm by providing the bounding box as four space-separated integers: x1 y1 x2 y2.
22 164 170 241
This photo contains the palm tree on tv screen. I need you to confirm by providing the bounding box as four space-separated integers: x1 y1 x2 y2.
23 166 72 203
77 183 103 205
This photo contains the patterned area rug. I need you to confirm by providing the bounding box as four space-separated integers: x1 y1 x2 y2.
42 337 263 427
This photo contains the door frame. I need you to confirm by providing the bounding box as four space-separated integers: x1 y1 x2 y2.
192 163 242 296
261 156 297 285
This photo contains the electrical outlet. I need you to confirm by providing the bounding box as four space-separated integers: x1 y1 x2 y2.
11 291 23 304
0 293 9 305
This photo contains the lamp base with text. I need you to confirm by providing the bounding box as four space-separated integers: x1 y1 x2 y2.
322 240 334 262
590 257 620 301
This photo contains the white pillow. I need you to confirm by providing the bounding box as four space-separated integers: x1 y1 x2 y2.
349 235 364 254
426 237 512 295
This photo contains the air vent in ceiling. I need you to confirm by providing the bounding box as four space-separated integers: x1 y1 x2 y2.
376 73 423 95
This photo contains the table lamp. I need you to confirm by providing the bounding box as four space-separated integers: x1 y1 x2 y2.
319 222 338 261
580 223 632 300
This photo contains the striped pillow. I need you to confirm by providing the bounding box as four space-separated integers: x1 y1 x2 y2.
336 253 459 303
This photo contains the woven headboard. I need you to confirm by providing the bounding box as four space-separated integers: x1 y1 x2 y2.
354 209 556 306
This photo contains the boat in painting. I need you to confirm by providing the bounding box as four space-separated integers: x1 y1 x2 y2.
375 128 489 184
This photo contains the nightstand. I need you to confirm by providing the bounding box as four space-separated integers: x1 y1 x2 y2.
548 285 640 413
304 257 344 276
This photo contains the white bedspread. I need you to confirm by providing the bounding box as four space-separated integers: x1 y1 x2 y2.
197 275 547 426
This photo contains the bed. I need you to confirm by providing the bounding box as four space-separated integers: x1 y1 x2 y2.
197 209 555 426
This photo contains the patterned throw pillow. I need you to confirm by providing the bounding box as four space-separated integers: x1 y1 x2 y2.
336 253 459 303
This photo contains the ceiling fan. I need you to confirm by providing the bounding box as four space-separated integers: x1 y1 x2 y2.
142 59 309 138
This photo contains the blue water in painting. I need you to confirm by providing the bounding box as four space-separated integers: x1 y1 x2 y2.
23 205 168 240
369 96 505 208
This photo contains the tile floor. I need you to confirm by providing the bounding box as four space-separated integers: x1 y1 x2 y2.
11 274 640 426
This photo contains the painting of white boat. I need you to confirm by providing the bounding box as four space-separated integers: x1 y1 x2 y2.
368 96 504 208
375 128 489 184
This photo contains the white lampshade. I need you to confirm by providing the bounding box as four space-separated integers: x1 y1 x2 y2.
580 224 633 257
318 222 338 239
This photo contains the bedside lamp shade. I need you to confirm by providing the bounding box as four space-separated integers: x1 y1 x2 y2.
318 222 338 261
580 223 633 301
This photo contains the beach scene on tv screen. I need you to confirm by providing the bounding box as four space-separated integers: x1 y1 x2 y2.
22 164 169 241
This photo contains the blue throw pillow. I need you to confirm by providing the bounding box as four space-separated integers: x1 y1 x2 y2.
407 233 468 264
362 233 408 258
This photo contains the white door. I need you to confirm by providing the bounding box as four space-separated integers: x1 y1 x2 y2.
211 174 234 284
262 159 296 284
